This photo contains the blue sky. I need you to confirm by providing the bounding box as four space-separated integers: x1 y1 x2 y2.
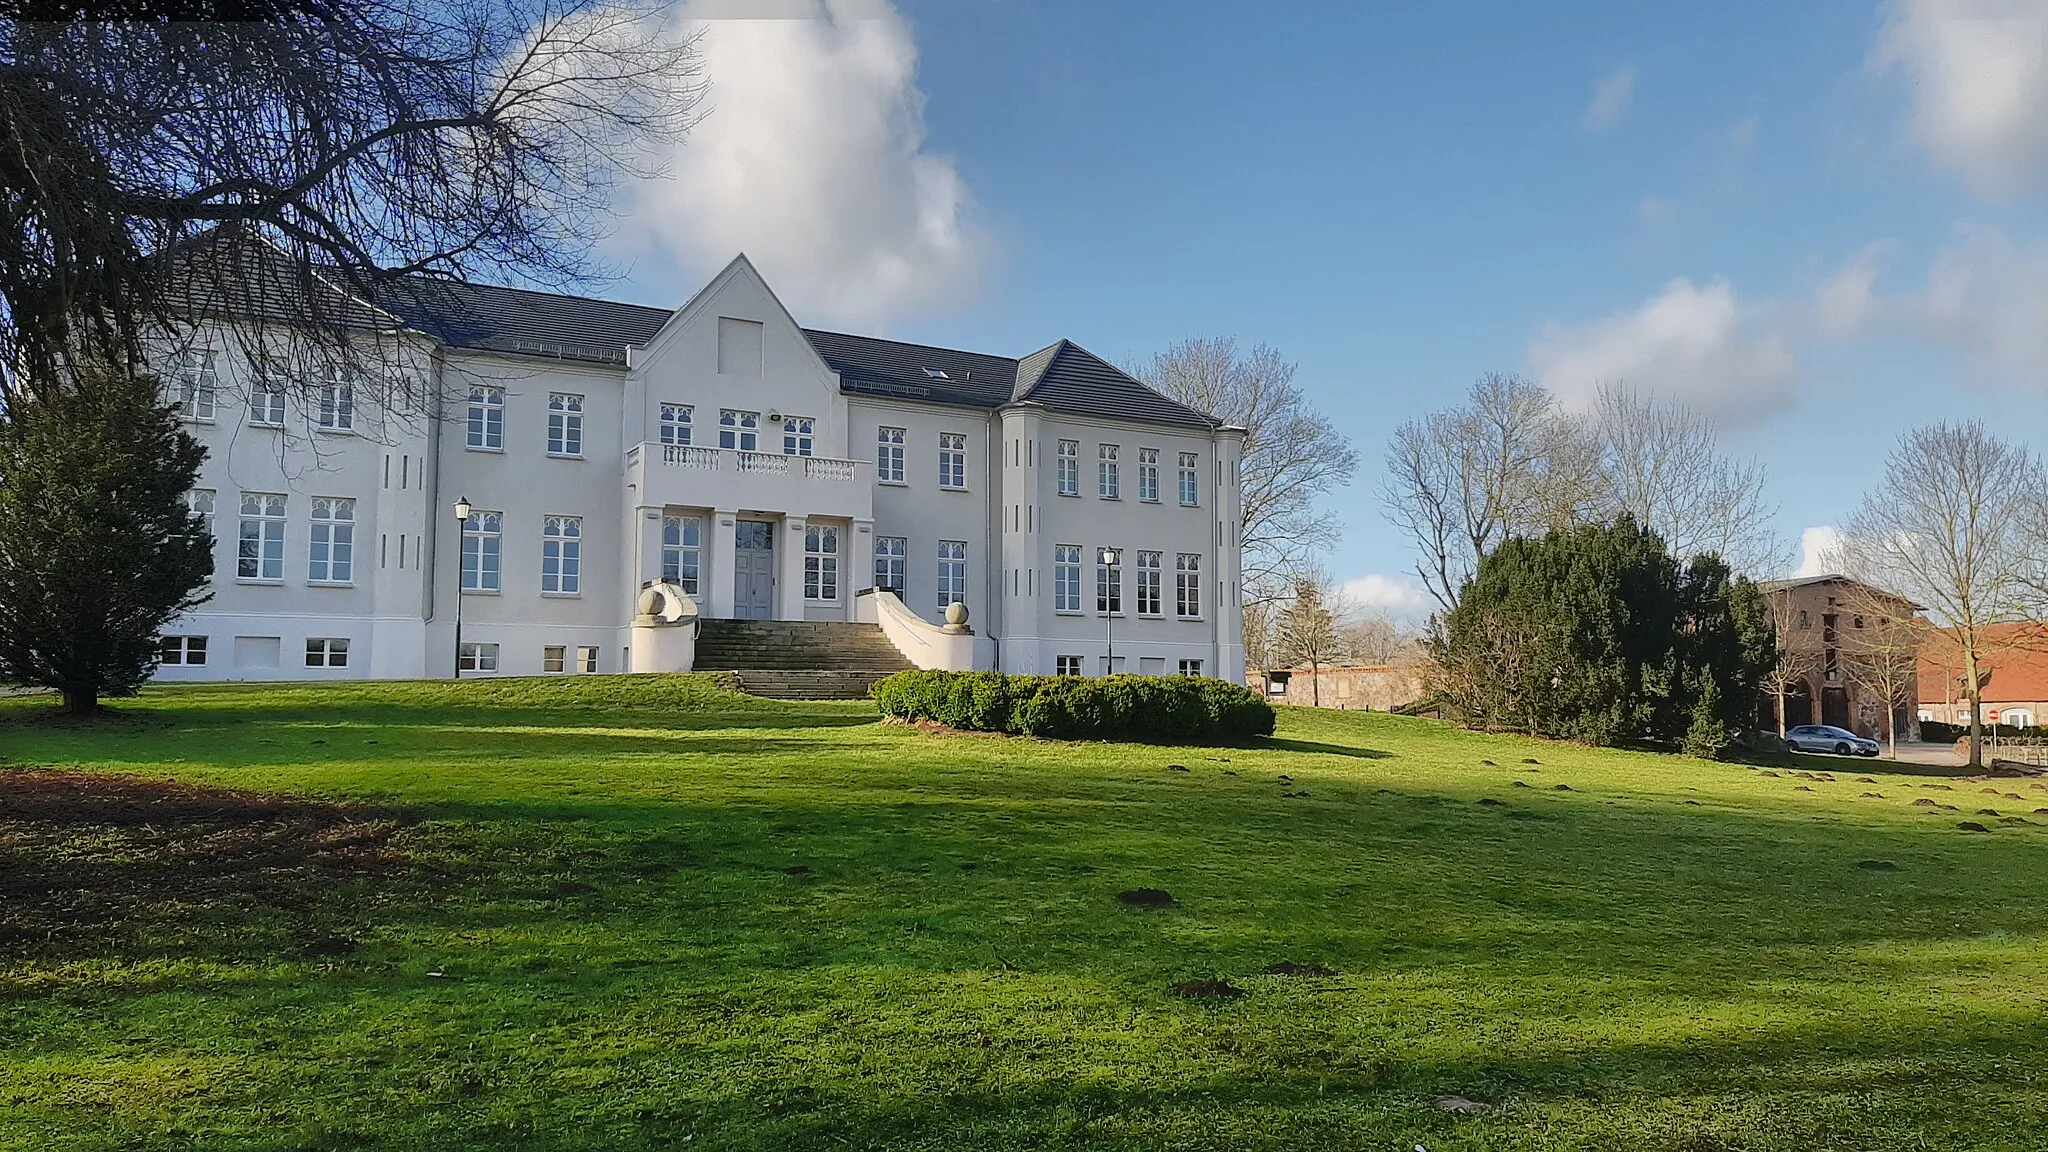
603 0 2048 616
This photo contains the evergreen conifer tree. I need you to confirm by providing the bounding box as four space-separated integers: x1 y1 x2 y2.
0 363 211 713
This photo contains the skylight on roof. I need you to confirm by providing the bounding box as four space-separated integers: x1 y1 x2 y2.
923 367 950 379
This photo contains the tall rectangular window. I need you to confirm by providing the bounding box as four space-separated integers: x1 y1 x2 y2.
662 515 701 594
1138 448 1160 502
542 515 582 594
250 378 286 427
804 524 840 600
173 349 217 421
305 638 350 668
1053 545 1082 612
937 540 966 613
237 492 286 580
660 402 693 446
1056 440 1079 495
938 432 967 488
1097 550 1122 614
718 409 758 451
316 367 353 431
467 387 504 449
876 426 905 482
543 646 567 673
547 393 583 455
1176 553 1202 618
462 511 502 592
307 497 355 583
874 535 906 593
1178 452 1200 506
1135 550 1163 615
1098 444 1120 499
458 642 499 672
783 416 814 456
187 489 216 577
158 636 208 666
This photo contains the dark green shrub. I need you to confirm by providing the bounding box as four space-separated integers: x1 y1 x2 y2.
873 670 1274 742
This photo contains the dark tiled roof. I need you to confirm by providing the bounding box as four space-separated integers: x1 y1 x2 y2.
805 330 1217 429
333 268 1219 427
1010 340 1216 428
377 280 673 365
801 329 1017 408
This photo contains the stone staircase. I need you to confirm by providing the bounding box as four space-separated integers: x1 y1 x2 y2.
694 620 914 700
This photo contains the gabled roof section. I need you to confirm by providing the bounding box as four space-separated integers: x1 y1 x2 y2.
1010 340 1216 429
802 329 1017 408
375 279 672 365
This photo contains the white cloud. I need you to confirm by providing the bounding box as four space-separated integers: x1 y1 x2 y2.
1340 575 1433 621
1921 223 2048 386
1872 0 2048 197
1815 243 1888 337
1525 278 1797 421
1792 526 1843 578
1584 65 1636 130
618 0 986 330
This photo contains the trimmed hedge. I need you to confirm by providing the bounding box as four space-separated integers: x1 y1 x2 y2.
872 670 1276 741
1918 720 2040 744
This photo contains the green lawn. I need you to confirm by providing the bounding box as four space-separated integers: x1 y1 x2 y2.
4 676 2047 1151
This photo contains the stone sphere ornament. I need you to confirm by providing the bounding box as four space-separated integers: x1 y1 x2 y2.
944 602 970 628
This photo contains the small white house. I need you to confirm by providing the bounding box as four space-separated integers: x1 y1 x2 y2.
153 254 1247 682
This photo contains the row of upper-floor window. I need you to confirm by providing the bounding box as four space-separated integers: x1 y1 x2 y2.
1054 441 1201 505
878 429 1204 505
170 350 358 431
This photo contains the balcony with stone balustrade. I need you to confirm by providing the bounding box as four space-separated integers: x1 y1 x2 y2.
625 441 874 519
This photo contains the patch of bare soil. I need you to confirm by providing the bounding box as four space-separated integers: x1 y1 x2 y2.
1116 888 1175 907
0 767 413 955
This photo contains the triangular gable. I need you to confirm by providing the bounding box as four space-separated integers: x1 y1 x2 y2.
635 253 833 380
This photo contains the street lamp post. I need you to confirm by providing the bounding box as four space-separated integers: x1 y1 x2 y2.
1099 546 1120 676
452 496 471 678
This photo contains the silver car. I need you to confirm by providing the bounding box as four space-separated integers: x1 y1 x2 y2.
1785 724 1880 757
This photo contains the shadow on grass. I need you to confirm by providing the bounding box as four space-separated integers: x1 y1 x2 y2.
1259 738 1392 760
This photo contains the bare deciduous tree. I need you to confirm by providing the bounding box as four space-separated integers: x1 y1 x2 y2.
1834 421 2046 768
0 1 703 401
1274 571 1356 707
1131 337 1358 585
1591 384 1783 575
1384 374 1781 610
1339 614 1419 665
1757 588 1816 739
1835 587 1926 759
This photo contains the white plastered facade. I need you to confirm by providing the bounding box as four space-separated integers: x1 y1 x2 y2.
153 256 1246 683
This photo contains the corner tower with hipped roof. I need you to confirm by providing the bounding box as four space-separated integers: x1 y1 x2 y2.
150 251 1247 685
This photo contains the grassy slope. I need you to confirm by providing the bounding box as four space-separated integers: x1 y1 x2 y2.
3 676 2047 1151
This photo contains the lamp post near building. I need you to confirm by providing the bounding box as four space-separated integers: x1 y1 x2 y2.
452 496 471 678
1099 546 1120 676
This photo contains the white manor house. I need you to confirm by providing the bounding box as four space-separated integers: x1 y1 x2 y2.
153 255 1248 689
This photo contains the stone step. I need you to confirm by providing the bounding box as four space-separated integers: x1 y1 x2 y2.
728 669 891 700
692 619 914 674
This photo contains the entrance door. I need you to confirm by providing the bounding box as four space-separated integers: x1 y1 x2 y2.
1821 686 1850 729
733 520 776 619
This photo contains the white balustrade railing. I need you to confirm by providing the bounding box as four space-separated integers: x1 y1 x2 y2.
645 442 865 483
662 444 720 469
804 457 857 482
